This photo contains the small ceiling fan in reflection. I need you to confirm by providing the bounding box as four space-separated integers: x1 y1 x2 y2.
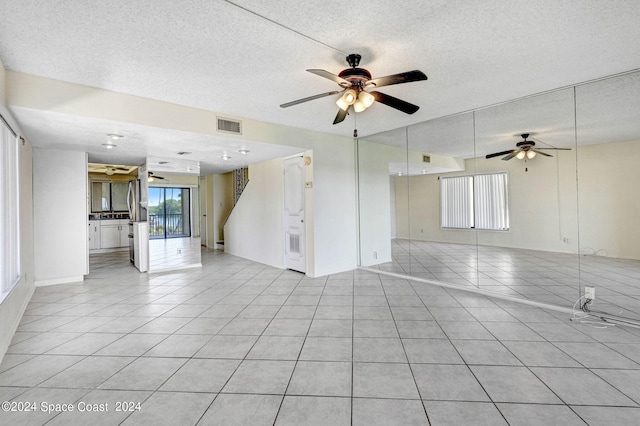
280 54 428 125
147 172 166 182
485 133 571 161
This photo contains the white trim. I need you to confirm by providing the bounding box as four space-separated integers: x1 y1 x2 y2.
35 276 84 287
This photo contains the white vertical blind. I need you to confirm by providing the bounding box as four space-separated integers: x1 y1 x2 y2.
440 176 474 228
440 173 509 231
1 120 21 298
474 172 509 230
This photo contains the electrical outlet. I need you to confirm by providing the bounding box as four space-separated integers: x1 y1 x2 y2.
584 286 595 300
177 248 182 255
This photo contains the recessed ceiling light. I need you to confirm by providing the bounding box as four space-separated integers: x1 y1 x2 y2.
421 170 427 174
220 155 231 160
157 161 169 165
102 143 117 149
107 133 124 139
397 172 402 176
176 151 191 156
238 149 250 155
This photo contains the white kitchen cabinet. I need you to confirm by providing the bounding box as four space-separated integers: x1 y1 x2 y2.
99 219 130 249
88 220 101 250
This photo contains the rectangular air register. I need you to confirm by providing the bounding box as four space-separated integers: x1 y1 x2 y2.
423 154 431 163
217 117 242 135
289 234 301 253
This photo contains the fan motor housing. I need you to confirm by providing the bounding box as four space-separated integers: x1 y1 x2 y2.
338 67 372 86
516 141 535 148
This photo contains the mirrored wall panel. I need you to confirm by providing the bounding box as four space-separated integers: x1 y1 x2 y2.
473 88 579 305
575 70 640 320
358 68 640 321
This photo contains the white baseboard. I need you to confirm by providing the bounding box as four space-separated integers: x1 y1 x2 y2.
35 276 84 287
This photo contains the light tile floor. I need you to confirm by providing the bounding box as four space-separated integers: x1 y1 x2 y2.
373 239 640 321
1 248 640 425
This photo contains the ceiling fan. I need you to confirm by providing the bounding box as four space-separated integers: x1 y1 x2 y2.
104 165 131 175
280 53 428 124
485 133 571 161
148 171 166 181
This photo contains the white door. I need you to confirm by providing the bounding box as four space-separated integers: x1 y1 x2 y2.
200 176 207 247
284 156 306 273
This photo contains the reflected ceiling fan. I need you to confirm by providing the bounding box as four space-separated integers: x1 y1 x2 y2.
148 171 166 182
485 133 571 161
280 54 428 124
105 165 131 175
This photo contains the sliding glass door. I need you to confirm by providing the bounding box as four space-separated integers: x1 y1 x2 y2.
148 187 191 239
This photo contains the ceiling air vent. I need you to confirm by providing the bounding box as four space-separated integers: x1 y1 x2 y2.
217 117 242 135
422 154 431 163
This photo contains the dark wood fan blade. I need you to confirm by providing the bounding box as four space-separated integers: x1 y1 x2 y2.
307 69 351 86
536 147 572 150
486 150 515 159
280 91 341 108
333 107 349 125
370 91 419 114
367 70 428 88
502 152 518 161
533 149 553 157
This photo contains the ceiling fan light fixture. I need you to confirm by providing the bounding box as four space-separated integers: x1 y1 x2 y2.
527 150 536 159
336 89 357 111
516 151 526 160
353 91 376 113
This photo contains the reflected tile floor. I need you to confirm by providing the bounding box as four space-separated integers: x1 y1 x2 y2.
373 239 640 321
1 248 640 425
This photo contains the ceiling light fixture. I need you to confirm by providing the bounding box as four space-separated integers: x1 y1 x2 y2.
526 150 536 159
107 133 124 139
238 149 250 155
353 91 376 113
336 89 357 111
516 151 526 160
397 172 403 176
220 155 231 160
102 143 117 149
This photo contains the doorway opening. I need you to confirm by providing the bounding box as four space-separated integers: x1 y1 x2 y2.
148 187 191 239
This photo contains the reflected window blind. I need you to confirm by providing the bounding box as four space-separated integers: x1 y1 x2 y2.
474 172 509 231
440 176 474 229
440 173 509 231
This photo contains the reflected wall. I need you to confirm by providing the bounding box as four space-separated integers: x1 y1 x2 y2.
358 69 640 320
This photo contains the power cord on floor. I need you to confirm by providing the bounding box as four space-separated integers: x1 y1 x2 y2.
570 295 615 329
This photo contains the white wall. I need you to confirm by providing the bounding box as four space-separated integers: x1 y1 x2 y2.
0 59 35 363
8 72 359 277
577 139 640 260
33 149 88 285
224 158 286 269
357 140 405 266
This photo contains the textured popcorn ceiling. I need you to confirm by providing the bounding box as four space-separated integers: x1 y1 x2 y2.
1 0 639 172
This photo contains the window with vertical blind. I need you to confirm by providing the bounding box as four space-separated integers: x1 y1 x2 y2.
440 172 509 231
1 117 21 301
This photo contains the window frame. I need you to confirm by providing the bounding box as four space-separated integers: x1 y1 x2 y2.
1 116 21 302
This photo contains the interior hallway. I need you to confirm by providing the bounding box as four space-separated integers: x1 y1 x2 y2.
1 249 640 425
